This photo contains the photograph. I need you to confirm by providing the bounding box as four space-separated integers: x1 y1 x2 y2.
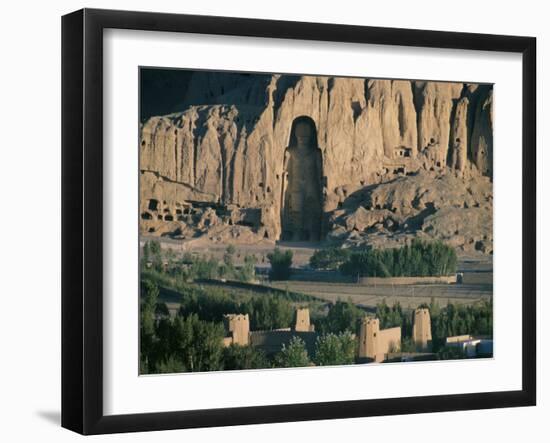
138 68 494 374
0 0 543 439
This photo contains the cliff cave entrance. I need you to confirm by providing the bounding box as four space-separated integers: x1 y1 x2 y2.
281 116 323 242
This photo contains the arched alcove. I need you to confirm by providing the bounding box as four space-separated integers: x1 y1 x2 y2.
280 116 323 241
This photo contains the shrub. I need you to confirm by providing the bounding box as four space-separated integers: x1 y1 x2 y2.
267 248 293 280
317 300 364 335
156 355 186 374
241 295 293 331
314 332 356 366
142 239 163 272
236 254 257 282
177 286 240 323
309 247 351 271
169 314 225 372
223 345 270 370
275 336 310 368
436 345 466 360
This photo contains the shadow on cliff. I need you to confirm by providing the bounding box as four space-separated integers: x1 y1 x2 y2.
272 75 301 122
341 176 405 210
338 174 438 234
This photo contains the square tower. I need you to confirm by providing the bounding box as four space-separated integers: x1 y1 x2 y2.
358 318 380 361
223 314 250 346
412 308 432 352
295 307 314 332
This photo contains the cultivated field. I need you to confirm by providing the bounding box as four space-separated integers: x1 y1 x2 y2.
269 276 491 310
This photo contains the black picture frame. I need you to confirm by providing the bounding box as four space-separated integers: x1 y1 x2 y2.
61 8 537 435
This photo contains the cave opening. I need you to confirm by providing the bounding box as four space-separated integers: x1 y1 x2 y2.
280 116 323 242
148 199 159 211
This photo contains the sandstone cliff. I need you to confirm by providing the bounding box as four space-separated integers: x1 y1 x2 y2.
329 169 493 254
139 72 493 253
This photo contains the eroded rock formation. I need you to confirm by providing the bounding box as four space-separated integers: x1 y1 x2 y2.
139 72 493 253
329 169 493 254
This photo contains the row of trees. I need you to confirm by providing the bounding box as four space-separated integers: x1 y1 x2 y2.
339 239 458 278
173 284 297 331
142 241 258 283
145 238 457 284
315 300 364 336
143 240 299 284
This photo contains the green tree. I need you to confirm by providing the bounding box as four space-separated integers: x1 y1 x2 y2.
375 300 413 338
275 336 310 368
339 249 391 278
314 332 356 366
436 345 466 360
236 254 257 282
141 280 159 335
141 241 151 268
400 337 417 353
155 302 170 318
156 355 186 374
147 240 163 272
165 247 176 263
309 247 351 271
267 248 293 280
223 244 236 268
318 300 364 335
242 295 293 330
223 345 270 370
189 255 220 280
170 314 225 372
140 279 160 373
429 300 492 352
177 285 239 323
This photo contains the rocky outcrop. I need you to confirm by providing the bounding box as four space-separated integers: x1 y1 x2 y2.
139 72 493 251
342 207 400 233
329 169 493 254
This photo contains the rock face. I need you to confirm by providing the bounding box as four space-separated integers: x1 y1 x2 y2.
415 81 463 167
329 169 493 254
471 89 494 176
450 97 469 172
139 72 493 252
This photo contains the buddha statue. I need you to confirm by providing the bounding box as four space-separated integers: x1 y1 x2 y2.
281 117 324 242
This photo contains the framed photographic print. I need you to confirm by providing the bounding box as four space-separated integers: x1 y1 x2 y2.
61 8 536 435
